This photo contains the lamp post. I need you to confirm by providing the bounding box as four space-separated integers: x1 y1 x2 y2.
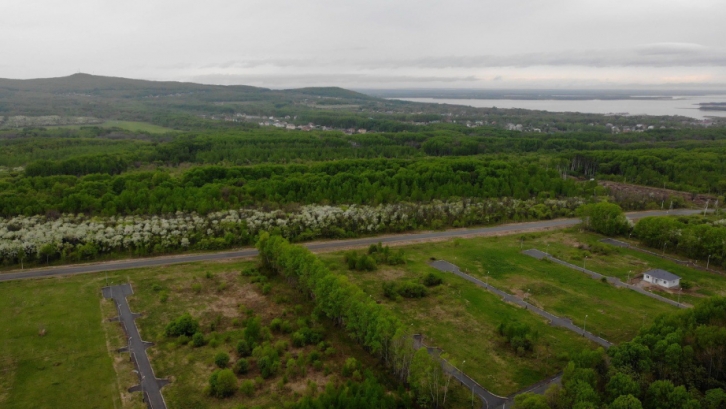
707 254 712 270
627 270 631 284
486 271 489 288
583 314 588 336
583 256 588 270
663 242 667 255
132 370 145 403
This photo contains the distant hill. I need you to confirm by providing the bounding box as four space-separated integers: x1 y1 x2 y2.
0 74 382 124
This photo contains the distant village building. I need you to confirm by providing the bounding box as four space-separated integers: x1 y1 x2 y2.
642 269 681 289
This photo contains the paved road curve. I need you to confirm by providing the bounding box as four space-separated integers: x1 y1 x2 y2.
413 334 506 409
0 209 701 283
103 284 168 409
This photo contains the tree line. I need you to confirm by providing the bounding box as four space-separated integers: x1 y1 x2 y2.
0 157 587 216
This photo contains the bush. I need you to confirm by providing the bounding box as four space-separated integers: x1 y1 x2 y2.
164 313 200 337
209 369 237 398
240 379 255 397
422 272 443 287
397 282 428 298
233 358 250 374
214 351 230 368
244 316 262 345
236 339 251 357
680 280 693 290
262 283 272 295
382 282 400 300
344 251 377 271
342 357 359 377
192 332 205 347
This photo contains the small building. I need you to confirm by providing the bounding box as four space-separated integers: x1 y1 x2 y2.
643 269 681 289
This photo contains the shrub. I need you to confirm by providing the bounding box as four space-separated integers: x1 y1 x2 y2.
214 351 230 368
236 339 251 357
397 282 427 298
356 255 377 271
342 357 359 377
423 272 443 287
191 283 202 294
262 283 272 295
233 358 250 374
498 321 539 353
164 313 199 337
192 332 205 347
240 379 255 397
681 280 693 290
382 282 400 300
209 369 237 398
244 316 262 345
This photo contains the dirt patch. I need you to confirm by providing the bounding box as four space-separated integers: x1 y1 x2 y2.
209 282 266 318
284 371 330 394
379 268 406 281
599 180 715 206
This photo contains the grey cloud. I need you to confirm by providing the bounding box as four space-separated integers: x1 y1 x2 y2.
190 73 479 87
198 43 726 72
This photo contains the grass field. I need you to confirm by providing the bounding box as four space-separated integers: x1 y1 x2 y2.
317 227 718 395
520 229 726 306
0 277 120 409
0 257 477 409
320 252 597 396
46 120 173 133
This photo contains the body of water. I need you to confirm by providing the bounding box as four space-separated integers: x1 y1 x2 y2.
393 96 726 120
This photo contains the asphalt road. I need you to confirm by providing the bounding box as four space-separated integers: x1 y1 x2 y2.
103 284 167 409
523 249 688 309
430 260 613 348
0 208 702 283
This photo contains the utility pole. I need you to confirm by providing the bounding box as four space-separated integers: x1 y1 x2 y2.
704 199 710 216
663 242 667 255
583 314 588 336
678 288 682 307
707 254 712 270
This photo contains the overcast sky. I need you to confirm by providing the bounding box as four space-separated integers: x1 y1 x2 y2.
2 0 725 89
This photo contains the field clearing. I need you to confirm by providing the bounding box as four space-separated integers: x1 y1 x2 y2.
46 120 173 133
321 253 596 396
2 257 478 409
522 229 726 306
319 227 718 394
0 277 120 409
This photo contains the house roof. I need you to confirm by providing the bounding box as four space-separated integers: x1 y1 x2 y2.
644 269 681 281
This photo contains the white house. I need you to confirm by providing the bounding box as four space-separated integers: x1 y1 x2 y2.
643 269 681 289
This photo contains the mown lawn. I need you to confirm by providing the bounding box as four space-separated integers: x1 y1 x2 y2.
0 277 120 409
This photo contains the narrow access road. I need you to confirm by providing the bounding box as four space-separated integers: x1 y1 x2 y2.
431 260 613 349
103 284 167 409
523 249 688 309
0 209 702 283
